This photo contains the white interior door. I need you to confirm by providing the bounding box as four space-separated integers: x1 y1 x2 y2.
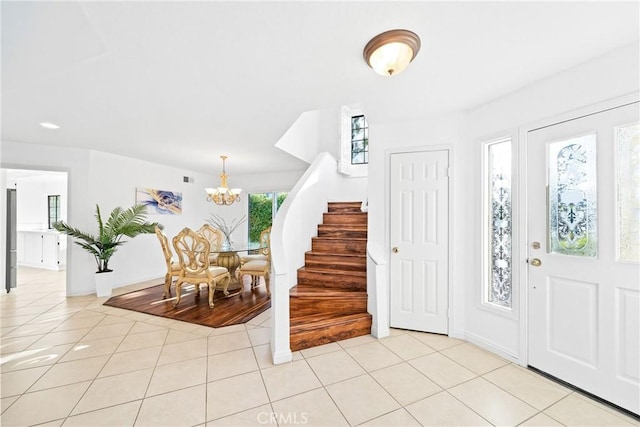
527 101 640 415
389 150 449 333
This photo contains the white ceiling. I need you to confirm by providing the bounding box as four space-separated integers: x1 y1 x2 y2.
2 1 638 176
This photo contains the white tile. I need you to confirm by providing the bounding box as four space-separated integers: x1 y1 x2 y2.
209 324 246 336
409 352 476 389
306 349 365 385
0 334 45 354
544 394 637 426
247 327 270 346
483 364 571 410
136 384 206 426
1 365 49 396
448 377 537 426
271 388 348 426
206 371 269 420
98 345 162 377
31 355 110 391
252 344 276 369
157 337 207 365
370 362 442 406
62 400 142 426
379 334 436 360
0 343 74 372
71 369 153 415
163 328 203 344
360 408 421 426
441 342 509 375
519 412 565 426
326 374 400 426
207 347 258 382
81 321 134 341
1 395 19 414
1 381 91 426
406 391 491 426
117 329 168 352
407 331 465 350
60 336 123 362
337 334 377 349
208 330 252 355
28 328 92 348
207 403 275 426
299 342 341 358
346 342 403 372
261 359 322 401
146 356 207 396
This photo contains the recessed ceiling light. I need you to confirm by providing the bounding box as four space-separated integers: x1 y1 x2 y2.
39 122 60 129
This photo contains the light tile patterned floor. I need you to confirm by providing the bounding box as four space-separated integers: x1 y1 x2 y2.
1 267 638 426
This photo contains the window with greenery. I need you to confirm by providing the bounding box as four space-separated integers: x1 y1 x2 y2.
48 195 60 229
248 192 287 245
351 115 369 164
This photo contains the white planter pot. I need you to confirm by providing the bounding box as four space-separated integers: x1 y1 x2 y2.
95 271 114 297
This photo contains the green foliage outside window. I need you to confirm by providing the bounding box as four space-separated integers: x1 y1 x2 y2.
248 192 287 244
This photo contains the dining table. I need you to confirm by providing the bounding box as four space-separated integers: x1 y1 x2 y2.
213 245 266 293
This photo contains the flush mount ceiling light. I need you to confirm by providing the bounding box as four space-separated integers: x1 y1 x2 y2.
205 155 242 205
363 29 421 76
39 122 60 129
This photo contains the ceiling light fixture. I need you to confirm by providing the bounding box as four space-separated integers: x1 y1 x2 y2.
205 155 242 205
363 29 421 76
39 122 60 129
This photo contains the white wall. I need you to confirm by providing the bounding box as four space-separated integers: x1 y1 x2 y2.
8 174 67 230
368 112 467 338
367 41 639 362
462 41 639 360
1 142 303 295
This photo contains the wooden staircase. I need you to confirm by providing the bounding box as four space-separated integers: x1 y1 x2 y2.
289 201 371 351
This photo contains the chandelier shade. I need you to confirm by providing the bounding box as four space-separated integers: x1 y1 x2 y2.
363 29 421 76
206 156 242 205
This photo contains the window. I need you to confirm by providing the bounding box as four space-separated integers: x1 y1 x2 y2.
351 115 369 164
48 195 61 229
247 192 287 246
485 138 512 309
339 105 368 176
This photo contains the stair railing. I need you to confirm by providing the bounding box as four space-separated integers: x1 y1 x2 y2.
270 151 366 364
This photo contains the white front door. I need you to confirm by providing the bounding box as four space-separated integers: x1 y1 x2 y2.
527 101 640 414
389 150 449 333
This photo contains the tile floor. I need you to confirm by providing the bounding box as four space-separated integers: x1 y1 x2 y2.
1 267 638 426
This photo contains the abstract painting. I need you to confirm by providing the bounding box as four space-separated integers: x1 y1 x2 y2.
136 188 182 215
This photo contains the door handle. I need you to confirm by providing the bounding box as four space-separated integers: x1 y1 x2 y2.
530 258 542 267
392 247 399 253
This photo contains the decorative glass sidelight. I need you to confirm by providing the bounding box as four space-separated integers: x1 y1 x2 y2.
487 139 512 307
617 122 640 263
548 135 597 257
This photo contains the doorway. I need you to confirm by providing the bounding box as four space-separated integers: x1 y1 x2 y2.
526 100 639 414
389 149 450 333
3 169 68 295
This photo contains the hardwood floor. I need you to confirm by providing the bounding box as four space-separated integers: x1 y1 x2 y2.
104 280 270 328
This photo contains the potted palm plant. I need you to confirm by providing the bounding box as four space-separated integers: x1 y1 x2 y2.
53 204 160 296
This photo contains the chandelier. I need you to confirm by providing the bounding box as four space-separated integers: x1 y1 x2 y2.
205 155 242 205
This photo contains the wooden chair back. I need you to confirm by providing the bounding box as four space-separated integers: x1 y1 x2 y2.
172 227 211 276
197 224 224 252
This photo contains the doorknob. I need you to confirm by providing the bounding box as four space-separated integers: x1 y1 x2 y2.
530 258 542 267
392 247 399 253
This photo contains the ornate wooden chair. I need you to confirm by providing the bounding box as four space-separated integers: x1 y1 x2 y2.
238 227 271 295
155 225 181 299
197 224 224 266
172 227 231 309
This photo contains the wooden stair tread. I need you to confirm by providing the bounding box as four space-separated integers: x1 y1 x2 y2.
312 236 367 241
290 312 371 328
298 266 366 277
290 285 367 298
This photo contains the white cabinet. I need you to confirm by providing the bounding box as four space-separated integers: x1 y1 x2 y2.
17 230 65 270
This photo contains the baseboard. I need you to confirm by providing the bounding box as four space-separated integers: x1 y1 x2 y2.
462 330 519 363
371 324 390 339
272 349 293 365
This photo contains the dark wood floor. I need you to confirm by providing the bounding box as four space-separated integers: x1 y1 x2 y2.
104 281 270 328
